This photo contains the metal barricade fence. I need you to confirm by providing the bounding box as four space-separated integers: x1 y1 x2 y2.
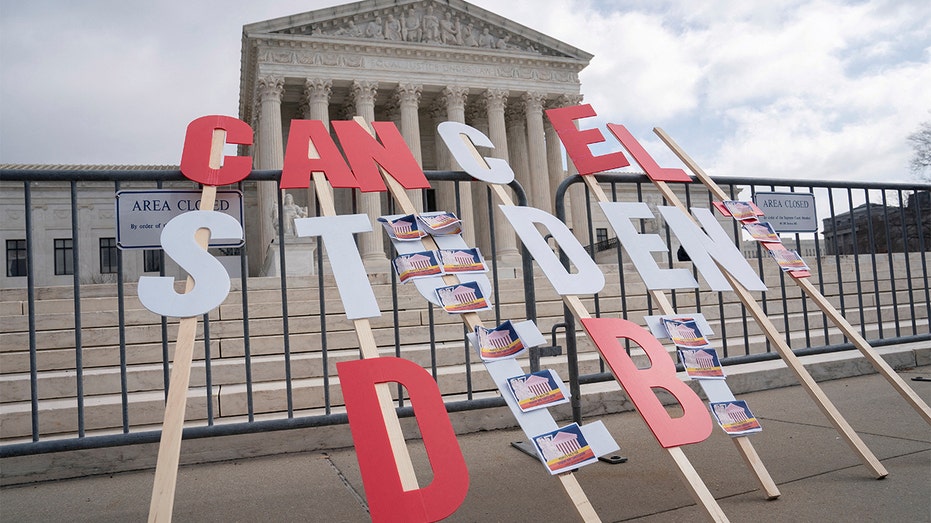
1 167 928 458
0 168 533 457
555 172 929 422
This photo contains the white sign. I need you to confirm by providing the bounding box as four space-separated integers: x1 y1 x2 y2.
115 190 244 249
753 192 817 233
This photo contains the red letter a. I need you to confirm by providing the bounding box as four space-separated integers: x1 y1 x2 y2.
338 357 469 522
280 119 359 189
581 317 712 448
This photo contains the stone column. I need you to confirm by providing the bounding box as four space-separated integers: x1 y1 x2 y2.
482 88 520 261
506 101 531 205
545 108 565 214
440 85 475 246
253 74 285 276
303 78 332 217
351 80 388 267
395 83 424 212
556 95 590 246
523 91 551 213
466 102 491 255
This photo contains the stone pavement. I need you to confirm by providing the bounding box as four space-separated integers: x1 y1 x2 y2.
2 355 930 522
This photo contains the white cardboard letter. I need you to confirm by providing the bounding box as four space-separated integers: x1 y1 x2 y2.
438 121 515 184
599 202 698 290
500 205 604 295
138 210 242 318
659 206 768 292
294 214 382 319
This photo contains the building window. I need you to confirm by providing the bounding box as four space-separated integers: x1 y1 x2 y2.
596 228 608 244
54 238 74 275
99 237 118 274
6 239 27 277
143 249 162 273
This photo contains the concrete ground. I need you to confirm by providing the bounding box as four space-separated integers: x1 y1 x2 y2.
2 358 929 522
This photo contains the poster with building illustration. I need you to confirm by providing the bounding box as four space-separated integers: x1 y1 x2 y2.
723 200 760 222
677 348 725 379
439 248 486 274
768 247 810 272
532 423 597 475
743 221 781 243
662 317 711 348
417 211 462 235
506 369 570 412
393 250 442 283
710 400 762 435
436 281 491 313
378 214 427 240
475 320 526 360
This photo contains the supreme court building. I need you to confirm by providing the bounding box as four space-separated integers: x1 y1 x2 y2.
239 0 594 275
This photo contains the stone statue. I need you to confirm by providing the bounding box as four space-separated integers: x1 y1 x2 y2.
273 192 308 238
462 23 478 47
384 14 402 41
402 8 421 42
496 34 511 49
422 6 440 42
440 11 460 45
336 19 364 38
365 16 384 39
478 27 495 48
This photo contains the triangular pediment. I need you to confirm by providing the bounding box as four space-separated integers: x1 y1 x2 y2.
243 0 592 62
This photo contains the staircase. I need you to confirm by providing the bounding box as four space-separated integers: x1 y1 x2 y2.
1 253 927 444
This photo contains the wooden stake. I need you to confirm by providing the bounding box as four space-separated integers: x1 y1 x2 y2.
667 447 730 522
653 126 894 478
148 131 224 522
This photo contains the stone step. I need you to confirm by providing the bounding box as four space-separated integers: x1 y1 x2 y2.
4 316 921 442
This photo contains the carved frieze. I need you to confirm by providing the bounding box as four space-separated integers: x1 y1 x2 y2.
273 1 571 58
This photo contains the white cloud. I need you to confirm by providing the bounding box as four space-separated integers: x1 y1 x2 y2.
1 0 929 182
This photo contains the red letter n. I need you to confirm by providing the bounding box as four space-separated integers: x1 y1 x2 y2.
332 120 432 193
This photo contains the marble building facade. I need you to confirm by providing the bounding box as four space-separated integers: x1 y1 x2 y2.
239 0 594 275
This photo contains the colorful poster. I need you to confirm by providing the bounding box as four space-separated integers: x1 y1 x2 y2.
723 200 759 221
677 348 725 379
378 214 427 240
393 250 442 283
418 211 462 235
769 248 810 272
435 281 491 313
743 221 781 243
532 423 598 475
475 320 526 360
710 400 762 435
506 369 570 412
439 248 486 274
662 317 711 348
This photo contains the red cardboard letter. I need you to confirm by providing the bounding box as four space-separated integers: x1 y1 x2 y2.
280 119 359 190
332 120 432 192
545 104 629 175
180 115 253 186
605 123 692 183
580 317 712 448
339 357 469 522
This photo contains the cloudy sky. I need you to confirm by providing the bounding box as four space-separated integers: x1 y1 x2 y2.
1 0 929 183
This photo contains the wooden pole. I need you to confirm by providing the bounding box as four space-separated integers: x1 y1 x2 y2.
148 130 224 522
652 126 897 477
